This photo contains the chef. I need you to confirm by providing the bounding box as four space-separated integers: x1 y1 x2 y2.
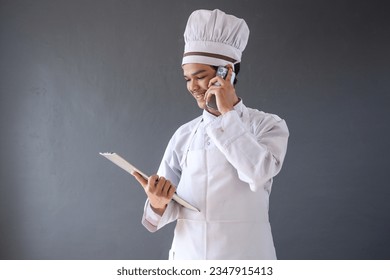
132 9 289 260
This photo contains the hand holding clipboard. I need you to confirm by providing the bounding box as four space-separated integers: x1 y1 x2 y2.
99 152 199 212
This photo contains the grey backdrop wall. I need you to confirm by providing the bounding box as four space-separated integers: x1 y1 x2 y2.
1 0 389 259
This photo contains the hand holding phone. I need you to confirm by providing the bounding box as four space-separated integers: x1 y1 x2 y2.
206 66 236 111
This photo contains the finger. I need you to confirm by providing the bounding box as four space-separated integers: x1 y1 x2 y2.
167 184 176 199
154 176 166 195
225 64 234 82
204 88 213 102
162 180 172 197
208 76 224 88
148 175 159 191
131 171 148 188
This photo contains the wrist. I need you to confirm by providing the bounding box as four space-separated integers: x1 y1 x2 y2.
220 97 239 114
220 107 234 115
150 203 167 216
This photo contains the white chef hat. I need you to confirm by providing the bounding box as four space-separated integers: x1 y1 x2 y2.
182 9 250 67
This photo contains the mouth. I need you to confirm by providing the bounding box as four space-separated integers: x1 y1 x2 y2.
192 92 205 100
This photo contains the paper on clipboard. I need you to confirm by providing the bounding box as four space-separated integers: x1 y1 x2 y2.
99 152 199 212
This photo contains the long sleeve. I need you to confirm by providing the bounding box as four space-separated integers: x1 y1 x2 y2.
141 136 181 232
141 118 202 232
205 108 289 192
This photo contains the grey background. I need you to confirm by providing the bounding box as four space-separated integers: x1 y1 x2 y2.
1 0 389 260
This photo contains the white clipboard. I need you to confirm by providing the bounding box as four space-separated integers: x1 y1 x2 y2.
99 152 199 212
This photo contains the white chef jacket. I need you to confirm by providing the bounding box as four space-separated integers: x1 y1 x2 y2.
142 100 289 259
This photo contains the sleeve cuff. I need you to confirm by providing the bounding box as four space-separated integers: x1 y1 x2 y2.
142 200 161 232
142 199 177 232
205 110 247 148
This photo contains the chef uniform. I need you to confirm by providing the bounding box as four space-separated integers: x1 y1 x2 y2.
141 9 289 260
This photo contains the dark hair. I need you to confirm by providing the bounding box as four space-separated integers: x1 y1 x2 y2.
212 63 241 85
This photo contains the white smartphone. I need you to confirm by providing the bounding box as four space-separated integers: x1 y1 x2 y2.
206 66 235 111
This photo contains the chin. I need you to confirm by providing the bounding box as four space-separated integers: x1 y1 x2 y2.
197 101 207 109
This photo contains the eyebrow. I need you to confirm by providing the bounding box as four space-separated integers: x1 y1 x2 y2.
184 69 207 78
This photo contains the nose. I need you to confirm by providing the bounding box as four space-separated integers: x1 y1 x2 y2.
188 79 199 93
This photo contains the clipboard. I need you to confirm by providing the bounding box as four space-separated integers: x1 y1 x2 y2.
99 152 199 212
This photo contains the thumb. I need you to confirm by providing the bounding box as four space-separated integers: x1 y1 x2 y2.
131 171 148 188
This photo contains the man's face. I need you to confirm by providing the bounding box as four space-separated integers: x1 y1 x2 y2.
182 63 216 111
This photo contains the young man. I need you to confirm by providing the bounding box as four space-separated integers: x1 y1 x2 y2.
132 9 289 260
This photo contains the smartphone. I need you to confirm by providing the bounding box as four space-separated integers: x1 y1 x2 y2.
206 66 235 111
